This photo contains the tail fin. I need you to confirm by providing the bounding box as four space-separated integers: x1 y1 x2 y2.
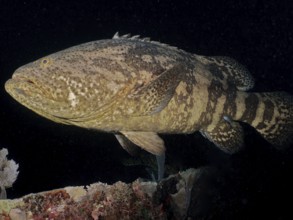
250 92 293 149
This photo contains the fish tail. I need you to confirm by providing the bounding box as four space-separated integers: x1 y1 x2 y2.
240 92 293 149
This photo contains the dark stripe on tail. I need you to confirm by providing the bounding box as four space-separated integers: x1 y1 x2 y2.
223 84 237 117
249 92 293 148
255 99 275 130
240 93 259 124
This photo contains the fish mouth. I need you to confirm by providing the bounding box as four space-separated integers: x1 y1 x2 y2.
5 75 49 99
5 76 59 123
5 76 66 123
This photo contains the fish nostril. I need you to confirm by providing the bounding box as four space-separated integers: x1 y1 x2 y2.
27 80 34 84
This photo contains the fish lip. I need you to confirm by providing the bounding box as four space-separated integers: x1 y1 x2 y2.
5 76 45 98
6 76 57 105
11 74 36 85
14 74 46 89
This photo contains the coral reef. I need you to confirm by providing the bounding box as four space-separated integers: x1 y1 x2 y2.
0 168 201 220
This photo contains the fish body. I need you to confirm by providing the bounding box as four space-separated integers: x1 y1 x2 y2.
5 33 293 155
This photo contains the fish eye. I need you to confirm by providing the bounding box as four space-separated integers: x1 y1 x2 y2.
40 58 51 67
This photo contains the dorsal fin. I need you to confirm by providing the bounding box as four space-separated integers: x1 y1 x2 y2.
197 56 255 91
112 32 180 52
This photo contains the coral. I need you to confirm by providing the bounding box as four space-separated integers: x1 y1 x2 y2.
0 148 19 199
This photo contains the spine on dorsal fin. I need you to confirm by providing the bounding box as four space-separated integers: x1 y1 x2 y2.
113 32 148 41
112 32 180 51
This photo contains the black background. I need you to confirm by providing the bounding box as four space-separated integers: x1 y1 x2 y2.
0 0 293 219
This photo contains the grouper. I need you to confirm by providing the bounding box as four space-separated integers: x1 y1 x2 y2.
5 33 293 176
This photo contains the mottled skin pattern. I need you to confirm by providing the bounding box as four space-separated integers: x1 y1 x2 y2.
5 34 293 155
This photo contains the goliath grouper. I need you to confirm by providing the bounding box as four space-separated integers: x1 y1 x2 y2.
5 33 293 178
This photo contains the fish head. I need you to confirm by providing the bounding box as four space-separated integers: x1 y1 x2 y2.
5 51 120 125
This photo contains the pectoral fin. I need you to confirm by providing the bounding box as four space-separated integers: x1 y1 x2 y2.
200 118 244 154
129 64 184 115
120 131 165 155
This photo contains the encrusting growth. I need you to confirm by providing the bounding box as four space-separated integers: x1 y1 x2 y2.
0 148 19 199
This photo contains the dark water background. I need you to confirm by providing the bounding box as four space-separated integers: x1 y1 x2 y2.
0 0 293 219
